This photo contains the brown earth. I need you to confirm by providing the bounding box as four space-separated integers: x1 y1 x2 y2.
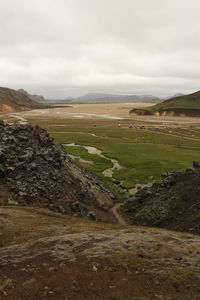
1 254 200 300
0 207 200 300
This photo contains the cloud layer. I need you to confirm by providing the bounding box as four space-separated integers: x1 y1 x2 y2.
0 0 200 98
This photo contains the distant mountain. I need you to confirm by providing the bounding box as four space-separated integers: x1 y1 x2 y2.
18 89 46 103
63 93 161 103
130 90 200 117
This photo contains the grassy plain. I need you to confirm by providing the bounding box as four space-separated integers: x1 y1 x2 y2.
26 117 200 196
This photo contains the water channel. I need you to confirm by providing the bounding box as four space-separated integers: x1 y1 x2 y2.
63 143 154 196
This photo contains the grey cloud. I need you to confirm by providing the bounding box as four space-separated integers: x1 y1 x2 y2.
0 0 200 98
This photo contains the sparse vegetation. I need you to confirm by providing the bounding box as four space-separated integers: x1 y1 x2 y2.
107 251 148 268
171 267 198 281
0 206 121 247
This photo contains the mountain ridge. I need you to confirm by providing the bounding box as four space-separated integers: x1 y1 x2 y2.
0 87 44 113
18 88 47 103
53 92 161 103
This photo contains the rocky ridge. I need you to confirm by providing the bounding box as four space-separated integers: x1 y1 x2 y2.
18 89 46 103
122 162 200 234
0 120 116 222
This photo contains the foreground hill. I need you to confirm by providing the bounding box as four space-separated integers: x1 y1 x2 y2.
0 206 200 299
122 162 200 234
0 87 43 113
0 120 115 222
130 90 200 116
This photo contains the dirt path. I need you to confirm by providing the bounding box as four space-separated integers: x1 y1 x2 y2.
110 203 128 226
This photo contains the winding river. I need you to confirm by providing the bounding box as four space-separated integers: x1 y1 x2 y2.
63 143 154 196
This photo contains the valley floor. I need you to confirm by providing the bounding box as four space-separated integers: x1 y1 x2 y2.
13 109 200 198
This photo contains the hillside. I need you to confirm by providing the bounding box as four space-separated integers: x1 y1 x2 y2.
0 87 43 113
0 120 116 222
122 162 200 234
130 90 200 116
18 88 46 103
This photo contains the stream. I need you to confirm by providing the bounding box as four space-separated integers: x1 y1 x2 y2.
63 143 154 196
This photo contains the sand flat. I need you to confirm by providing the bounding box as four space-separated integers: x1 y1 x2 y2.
4 102 200 124
6 102 154 119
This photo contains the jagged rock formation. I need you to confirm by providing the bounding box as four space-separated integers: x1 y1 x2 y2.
129 108 151 116
122 163 200 234
0 120 116 222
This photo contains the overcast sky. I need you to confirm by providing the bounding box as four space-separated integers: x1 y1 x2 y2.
0 0 200 98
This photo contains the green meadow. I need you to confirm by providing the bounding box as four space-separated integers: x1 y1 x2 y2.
29 118 200 195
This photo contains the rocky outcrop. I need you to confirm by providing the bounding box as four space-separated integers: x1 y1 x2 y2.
129 107 200 117
157 108 200 117
129 108 152 116
122 162 200 234
0 121 116 222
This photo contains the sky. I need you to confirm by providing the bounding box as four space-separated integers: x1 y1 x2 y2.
0 0 200 99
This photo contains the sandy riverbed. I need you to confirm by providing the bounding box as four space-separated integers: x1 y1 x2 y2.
4 102 200 124
7 102 153 119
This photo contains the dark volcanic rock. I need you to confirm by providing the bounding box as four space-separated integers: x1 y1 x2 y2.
0 120 116 222
122 164 200 234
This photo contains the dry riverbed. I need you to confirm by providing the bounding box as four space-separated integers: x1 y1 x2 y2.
5 102 200 125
